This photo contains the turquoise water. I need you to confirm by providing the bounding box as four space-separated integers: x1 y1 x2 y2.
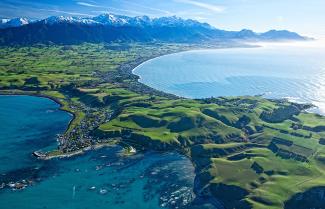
0 95 72 173
133 43 325 114
0 95 198 209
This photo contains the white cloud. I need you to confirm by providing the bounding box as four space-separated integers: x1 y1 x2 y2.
38 8 91 16
76 1 147 16
120 0 171 15
77 2 100 8
175 0 225 13
91 9 144 16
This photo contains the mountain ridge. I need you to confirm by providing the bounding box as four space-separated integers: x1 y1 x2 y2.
0 14 214 29
0 13 309 45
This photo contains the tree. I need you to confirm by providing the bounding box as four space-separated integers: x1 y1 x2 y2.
24 77 40 86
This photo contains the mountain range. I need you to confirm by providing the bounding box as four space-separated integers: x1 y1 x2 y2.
0 14 308 45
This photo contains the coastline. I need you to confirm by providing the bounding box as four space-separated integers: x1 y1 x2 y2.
0 93 121 161
131 44 258 83
0 91 76 133
42 141 118 160
131 46 260 98
131 45 324 116
132 45 259 76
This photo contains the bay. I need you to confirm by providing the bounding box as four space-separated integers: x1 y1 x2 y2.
133 42 325 114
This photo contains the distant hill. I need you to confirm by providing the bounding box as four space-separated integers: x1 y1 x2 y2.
0 14 308 45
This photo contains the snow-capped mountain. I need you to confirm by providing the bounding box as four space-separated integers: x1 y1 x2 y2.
0 19 10 24
0 13 308 45
0 13 213 29
92 14 131 26
0 18 31 29
43 16 97 25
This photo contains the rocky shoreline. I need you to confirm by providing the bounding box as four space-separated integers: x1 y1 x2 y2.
33 140 119 160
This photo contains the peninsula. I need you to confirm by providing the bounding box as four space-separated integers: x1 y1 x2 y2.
0 14 324 209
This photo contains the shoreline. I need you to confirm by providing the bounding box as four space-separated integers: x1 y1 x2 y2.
131 46 324 116
132 44 259 76
131 44 257 85
113 42 256 100
42 141 118 160
0 91 76 133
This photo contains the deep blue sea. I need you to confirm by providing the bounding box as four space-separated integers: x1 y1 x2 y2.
133 42 325 114
0 95 198 209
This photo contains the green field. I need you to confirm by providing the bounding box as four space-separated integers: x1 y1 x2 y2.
1 43 325 209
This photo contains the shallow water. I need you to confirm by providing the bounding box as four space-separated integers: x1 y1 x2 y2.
0 95 197 209
1 148 196 209
133 42 325 114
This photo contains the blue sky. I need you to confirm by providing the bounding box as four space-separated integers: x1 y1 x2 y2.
1 0 324 37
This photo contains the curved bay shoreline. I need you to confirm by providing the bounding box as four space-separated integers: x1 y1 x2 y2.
0 91 76 133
